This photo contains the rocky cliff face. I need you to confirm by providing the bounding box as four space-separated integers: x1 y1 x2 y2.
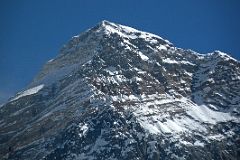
0 20 240 160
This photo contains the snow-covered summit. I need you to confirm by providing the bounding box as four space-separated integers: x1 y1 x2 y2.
1 21 240 160
97 20 172 45
30 20 173 87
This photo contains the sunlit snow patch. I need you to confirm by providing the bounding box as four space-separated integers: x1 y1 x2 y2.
78 123 89 138
11 84 44 101
138 51 149 61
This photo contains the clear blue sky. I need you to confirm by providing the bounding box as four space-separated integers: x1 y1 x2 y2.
0 0 240 103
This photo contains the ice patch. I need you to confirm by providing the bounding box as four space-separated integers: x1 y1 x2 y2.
100 20 172 47
194 140 204 147
78 123 89 137
186 103 234 124
104 66 118 75
180 140 192 146
162 58 195 65
129 95 235 137
138 51 149 61
164 119 185 132
208 134 225 141
11 84 44 101
139 121 160 134
157 45 167 51
156 122 171 133
47 59 54 63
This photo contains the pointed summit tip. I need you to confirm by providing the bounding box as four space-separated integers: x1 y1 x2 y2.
95 20 124 32
93 20 173 46
100 20 111 25
98 20 117 27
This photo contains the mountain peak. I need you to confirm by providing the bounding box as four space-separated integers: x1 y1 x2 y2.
94 20 172 45
1 21 240 160
98 20 114 26
97 20 137 31
31 21 174 86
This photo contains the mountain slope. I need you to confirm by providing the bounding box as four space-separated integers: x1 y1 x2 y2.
0 20 240 160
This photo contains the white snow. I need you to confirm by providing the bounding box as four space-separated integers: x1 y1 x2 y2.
184 71 193 77
128 95 138 101
78 123 89 137
104 66 118 75
11 84 44 101
180 60 195 66
156 122 171 133
110 94 139 102
180 140 192 146
186 103 234 125
139 121 160 134
119 93 236 139
157 45 167 51
162 58 195 65
208 50 238 62
208 134 225 141
100 20 173 48
194 140 204 147
131 76 142 82
138 51 149 61
102 22 138 40
47 59 54 63
162 58 177 64
164 119 185 132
